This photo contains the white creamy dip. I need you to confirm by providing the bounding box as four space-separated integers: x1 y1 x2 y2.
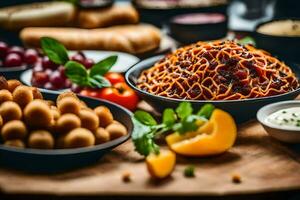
266 107 300 129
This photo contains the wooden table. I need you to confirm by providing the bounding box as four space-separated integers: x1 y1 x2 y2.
0 118 300 199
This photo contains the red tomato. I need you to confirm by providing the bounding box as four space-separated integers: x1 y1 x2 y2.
79 88 99 98
98 82 139 111
104 72 125 85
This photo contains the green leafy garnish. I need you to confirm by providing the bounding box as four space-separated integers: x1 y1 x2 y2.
176 102 193 119
197 104 215 119
90 56 118 77
184 165 195 178
132 102 215 156
40 37 117 89
238 36 256 47
41 37 69 65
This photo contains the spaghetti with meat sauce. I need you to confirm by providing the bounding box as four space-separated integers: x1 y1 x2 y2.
137 40 299 100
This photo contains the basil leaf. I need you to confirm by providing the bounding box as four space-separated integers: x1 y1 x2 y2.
176 102 193 119
89 55 118 77
163 108 176 127
41 37 69 65
65 61 88 86
88 76 111 88
134 110 157 126
197 104 215 119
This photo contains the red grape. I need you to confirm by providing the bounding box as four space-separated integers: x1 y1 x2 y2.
32 62 43 73
49 70 65 88
71 53 85 64
42 56 58 69
84 58 94 69
24 49 38 65
64 79 72 88
7 46 24 58
4 53 22 67
71 83 83 93
0 42 8 59
58 65 67 79
44 82 56 90
32 72 49 87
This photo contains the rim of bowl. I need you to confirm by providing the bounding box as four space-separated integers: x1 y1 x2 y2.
255 17 300 38
257 100 300 131
0 89 133 155
125 55 300 104
0 65 27 72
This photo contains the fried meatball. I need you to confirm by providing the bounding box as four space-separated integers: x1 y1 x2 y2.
28 130 54 149
51 108 61 121
1 120 27 140
24 100 53 128
0 76 8 90
64 128 95 148
7 80 22 93
57 97 81 115
0 115 3 127
94 106 114 127
4 139 25 148
79 109 99 131
13 85 34 108
106 123 127 140
0 89 13 104
56 113 81 133
31 87 43 99
0 101 22 122
95 127 110 144
56 92 78 104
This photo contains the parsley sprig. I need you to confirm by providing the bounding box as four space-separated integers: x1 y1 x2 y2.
40 37 117 88
132 102 215 156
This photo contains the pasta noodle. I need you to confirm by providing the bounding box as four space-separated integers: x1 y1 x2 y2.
137 40 299 100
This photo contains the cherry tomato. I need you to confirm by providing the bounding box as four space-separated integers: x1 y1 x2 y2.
98 82 139 111
79 88 99 98
104 72 125 85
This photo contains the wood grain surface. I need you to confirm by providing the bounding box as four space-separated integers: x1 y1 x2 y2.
0 118 299 197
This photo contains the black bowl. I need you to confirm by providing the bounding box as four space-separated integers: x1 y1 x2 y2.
125 55 300 123
255 18 300 62
168 13 227 44
133 0 228 27
0 89 132 173
0 65 28 79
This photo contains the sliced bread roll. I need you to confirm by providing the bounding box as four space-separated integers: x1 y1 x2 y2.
0 2 76 30
20 24 161 54
78 4 139 28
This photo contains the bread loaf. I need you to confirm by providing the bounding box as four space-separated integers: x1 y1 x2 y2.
20 25 161 54
78 5 139 28
0 2 76 30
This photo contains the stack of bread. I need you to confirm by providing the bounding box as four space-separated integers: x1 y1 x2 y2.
0 2 161 54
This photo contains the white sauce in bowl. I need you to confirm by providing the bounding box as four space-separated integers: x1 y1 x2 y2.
266 107 300 129
257 20 300 37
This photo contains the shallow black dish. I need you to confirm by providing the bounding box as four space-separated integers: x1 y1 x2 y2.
125 55 300 123
133 0 227 27
168 13 227 44
0 65 27 79
0 89 132 173
255 18 300 62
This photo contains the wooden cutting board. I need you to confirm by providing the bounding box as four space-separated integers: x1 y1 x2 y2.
0 117 299 196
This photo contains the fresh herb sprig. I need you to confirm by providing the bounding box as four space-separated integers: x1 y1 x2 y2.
132 102 215 156
40 37 117 88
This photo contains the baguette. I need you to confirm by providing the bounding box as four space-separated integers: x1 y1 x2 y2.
20 25 161 54
0 2 76 30
78 5 139 28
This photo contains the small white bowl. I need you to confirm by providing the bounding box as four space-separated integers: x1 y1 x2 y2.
257 100 300 143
